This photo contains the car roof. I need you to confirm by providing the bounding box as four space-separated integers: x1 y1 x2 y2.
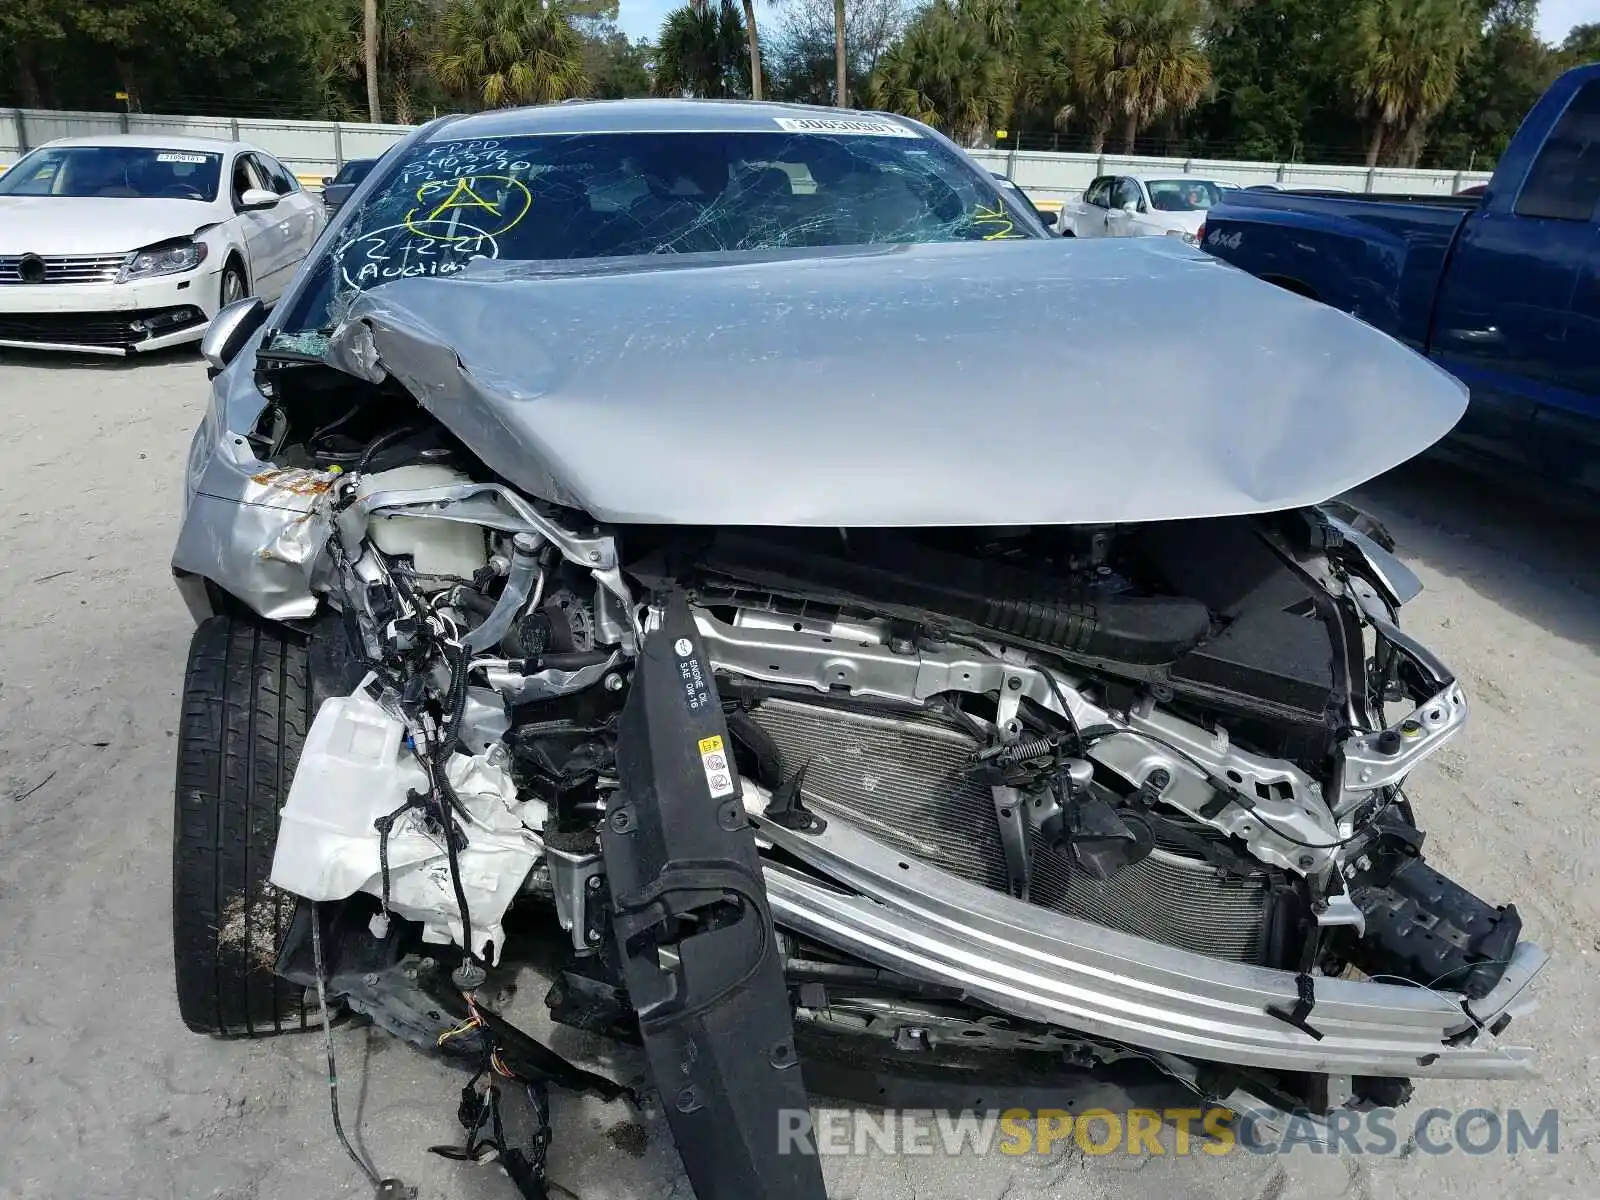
426 98 924 142
40 133 248 153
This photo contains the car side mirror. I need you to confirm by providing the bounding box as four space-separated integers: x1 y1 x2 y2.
1121 201 1139 214
202 297 266 375
320 176 333 188
1039 210 1058 229
239 187 280 211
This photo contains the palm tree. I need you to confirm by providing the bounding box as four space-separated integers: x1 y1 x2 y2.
364 0 381 120
656 1 751 98
378 0 438 124
1022 1 1115 151
433 0 588 107
1100 0 1210 154
869 0 1010 146
1346 0 1477 166
309 0 444 124
962 0 1017 53
742 0 765 99
834 0 847 106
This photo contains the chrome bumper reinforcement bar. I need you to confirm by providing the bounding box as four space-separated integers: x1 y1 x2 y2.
750 799 1544 1080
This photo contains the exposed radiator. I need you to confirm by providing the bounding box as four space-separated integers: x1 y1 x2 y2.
749 696 1277 965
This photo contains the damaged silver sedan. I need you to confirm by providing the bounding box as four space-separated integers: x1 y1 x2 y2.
169 100 1544 1199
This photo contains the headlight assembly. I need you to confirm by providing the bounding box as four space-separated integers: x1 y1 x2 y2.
119 240 208 282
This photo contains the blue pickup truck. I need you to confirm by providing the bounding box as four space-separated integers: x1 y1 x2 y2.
1201 63 1600 489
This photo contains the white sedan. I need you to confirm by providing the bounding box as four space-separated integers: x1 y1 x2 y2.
0 134 323 355
1061 175 1227 243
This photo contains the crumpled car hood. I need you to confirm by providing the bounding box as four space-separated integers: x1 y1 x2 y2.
323 237 1468 526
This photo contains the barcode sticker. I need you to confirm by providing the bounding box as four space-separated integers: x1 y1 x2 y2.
773 116 920 139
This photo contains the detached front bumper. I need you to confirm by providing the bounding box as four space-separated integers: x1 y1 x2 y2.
750 791 1545 1081
0 269 219 354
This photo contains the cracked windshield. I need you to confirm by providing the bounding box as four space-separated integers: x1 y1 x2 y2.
274 125 1035 348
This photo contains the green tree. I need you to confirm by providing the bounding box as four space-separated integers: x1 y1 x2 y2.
1014 0 1209 153
0 0 67 108
743 0 767 99
1559 22 1600 69
568 3 652 98
868 0 1011 145
383 0 451 121
306 0 451 123
37 0 329 115
766 0 905 105
365 0 381 119
834 0 848 104
433 0 588 107
1018 0 1115 150
1190 0 1351 161
581 28 654 97
67 0 247 108
1345 0 1477 166
1100 0 1211 153
566 0 620 20
1429 0 1555 168
655 0 751 97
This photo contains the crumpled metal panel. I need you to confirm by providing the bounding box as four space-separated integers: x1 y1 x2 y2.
171 338 336 621
171 472 336 622
324 236 1468 527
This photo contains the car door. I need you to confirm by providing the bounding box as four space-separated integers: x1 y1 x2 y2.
228 153 280 298
1072 176 1111 236
1530 83 1600 485
243 153 299 298
1106 177 1143 237
1432 78 1600 472
258 152 322 271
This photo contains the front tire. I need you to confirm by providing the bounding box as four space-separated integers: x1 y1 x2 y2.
219 259 248 308
173 613 314 1037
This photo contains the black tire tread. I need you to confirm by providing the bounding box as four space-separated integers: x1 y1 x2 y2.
173 613 313 1037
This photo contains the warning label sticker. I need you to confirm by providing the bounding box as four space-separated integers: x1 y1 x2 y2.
697 734 735 799
773 116 920 139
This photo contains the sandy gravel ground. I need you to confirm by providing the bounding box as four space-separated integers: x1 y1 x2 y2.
0 350 1596 1200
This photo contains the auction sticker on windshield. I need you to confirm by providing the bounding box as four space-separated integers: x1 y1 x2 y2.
157 152 211 163
773 116 919 138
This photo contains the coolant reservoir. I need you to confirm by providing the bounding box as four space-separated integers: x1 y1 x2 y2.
356 463 488 579
270 690 429 901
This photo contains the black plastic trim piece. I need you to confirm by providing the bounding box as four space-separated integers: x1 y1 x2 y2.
603 592 826 1199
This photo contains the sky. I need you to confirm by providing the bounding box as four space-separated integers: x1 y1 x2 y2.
614 0 682 41
1538 0 1594 44
613 0 1595 45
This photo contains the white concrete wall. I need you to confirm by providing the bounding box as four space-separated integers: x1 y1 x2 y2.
2 107 1494 198
0 108 416 183
968 147 1491 204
